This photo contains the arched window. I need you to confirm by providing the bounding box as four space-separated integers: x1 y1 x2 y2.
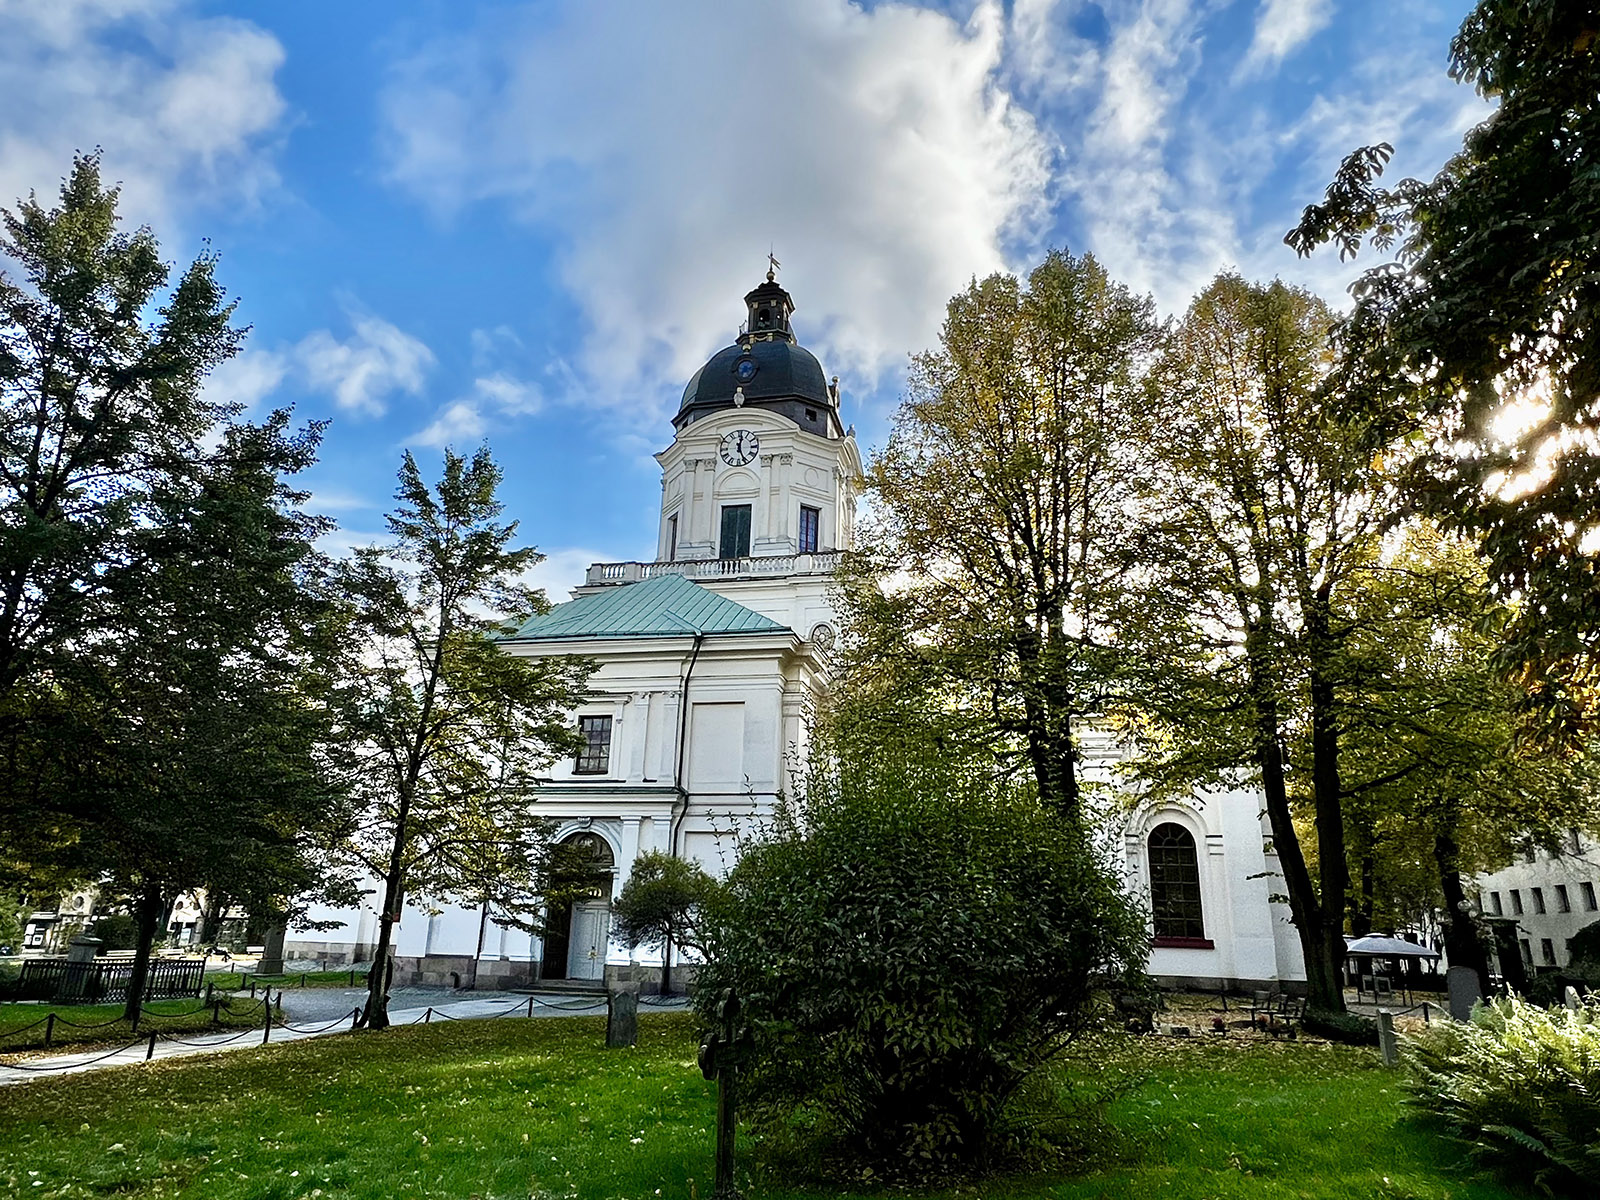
1149 822 1205 941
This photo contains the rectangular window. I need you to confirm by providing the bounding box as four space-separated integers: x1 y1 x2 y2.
1520 938 1533 965
1556 884 1571 913
1489 891 1503 915
574 715 612 775
1532 887 1547 914
719 504 751 560
1541 938 1557 965
1511 889 1524 915
798 505 820 554
1583 882 1598 911
667 513 679 561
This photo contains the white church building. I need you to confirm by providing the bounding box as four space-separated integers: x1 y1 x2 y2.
287 270 1305 993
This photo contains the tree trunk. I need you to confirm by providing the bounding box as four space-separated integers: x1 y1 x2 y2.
1249 643 1347 1013
122 880 165 1024
470 902 489 991
362 868 403 1029
1306 600 1351 1011
661 913 673 995
1433 825 1491 999
1351 849 1375 937
199 889 227 946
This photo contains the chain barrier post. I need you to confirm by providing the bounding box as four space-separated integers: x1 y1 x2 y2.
526 996 535 1018
146 1031 158 1061
424 1007 432 1024
44 1014 54 1048
248 976 255 999
350 1006 360 1032
262 989 273 1045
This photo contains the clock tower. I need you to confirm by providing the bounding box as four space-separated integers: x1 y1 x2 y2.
654 269 861 570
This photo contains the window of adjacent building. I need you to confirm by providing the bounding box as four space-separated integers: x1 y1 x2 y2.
798 505 820 554
667 513 679 561
719 504 751 560
1489 891 1503 915
574 715 612 775
1149 823 1205 941
1511 889 1524 914
1540 938 1557 965
1556 884 1571 913
1532 886 1547 914
1583 881 1598 911
1520 938 1533 964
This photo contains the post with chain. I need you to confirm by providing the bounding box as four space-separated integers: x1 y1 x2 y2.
44 1014 55 1048
698 988 751 1200
146 1031 158 1061
262 990 273 1045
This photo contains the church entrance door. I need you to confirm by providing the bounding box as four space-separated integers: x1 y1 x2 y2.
567 901 609 980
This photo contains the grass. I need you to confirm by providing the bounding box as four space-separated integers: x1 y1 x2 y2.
0 997 267 1053
204 969 371 992
0 1013 1533 1200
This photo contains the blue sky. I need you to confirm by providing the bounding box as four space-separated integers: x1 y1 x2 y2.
1 0 1485 601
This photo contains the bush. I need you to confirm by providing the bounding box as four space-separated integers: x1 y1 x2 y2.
86 913 138 951
696 750 1149 1182
1303 1008 1379 1046
1567 917 1600 966
1405 996 1600 1195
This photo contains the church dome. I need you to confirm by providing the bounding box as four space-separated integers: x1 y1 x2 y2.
674 270 842 438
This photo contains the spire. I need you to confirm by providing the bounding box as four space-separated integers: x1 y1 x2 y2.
742 259 794 343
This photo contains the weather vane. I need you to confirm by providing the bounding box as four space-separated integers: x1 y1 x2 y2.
767 248 781 281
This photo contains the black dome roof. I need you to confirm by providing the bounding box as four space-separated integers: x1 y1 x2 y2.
673 271 842 438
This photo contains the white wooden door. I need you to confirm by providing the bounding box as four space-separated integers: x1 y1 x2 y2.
567 902 609 980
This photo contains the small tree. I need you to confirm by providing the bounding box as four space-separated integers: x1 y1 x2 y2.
610 850 720 992
696 725 1148 1180
334 448 589 1030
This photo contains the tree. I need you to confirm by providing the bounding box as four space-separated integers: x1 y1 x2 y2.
1287 1 1600 739
1128 273 1383 1013
610 849 721 992
334 448 589 1030
854 250 1160 826
695 708 1148 1181
0 158 359 1021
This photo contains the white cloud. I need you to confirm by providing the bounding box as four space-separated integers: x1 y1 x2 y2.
202 347 289 413
1239 0 1333 78
298 314 436 417
380 0 1052 414
410 400 487 450
521 547 615 606
0 0 287 231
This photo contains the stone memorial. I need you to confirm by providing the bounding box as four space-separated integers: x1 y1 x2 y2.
606 980 639 1048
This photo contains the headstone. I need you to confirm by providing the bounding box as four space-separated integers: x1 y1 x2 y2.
255 924 287 976
58 935 102 1002
1377 1010 1398 1067
698 988 751 1200
1446 965 1481 1022
1565 985 1582 1013
606 981 640 1048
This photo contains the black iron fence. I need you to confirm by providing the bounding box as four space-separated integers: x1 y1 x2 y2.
6 957 206 1003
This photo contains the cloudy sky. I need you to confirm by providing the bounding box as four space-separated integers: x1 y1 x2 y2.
0 0 1486 599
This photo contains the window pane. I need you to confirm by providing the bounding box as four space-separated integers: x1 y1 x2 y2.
575 715 612 774
799 505 820 554
1148 822 1204 940
719 505 751 559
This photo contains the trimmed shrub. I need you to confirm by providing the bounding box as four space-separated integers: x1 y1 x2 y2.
1405 996 1600 1194
696 750 1149 1182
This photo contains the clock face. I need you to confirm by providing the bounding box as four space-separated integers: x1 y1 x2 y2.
719 429 759 466
733 357 758 383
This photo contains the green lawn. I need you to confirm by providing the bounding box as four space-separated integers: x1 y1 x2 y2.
205 969 370 992
0 1013 1529 1200
0 997 265 1053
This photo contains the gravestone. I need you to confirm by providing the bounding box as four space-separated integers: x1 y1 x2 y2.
255 924 286 977
698 988 751 1200
606 980 639 1048
1377 1010 1398 1067
1446 965 1480 1022
58 935 102 1002
1566 985 1582 1013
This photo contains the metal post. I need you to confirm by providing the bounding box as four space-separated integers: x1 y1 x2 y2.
527 996 535 1018
205 981 214 1005
44 1014 54 1048
262 997 273 1045
248 976 255 998
425 1007 432 1024
212 1000 221 1027
146 1031 158 1061
350 1007 360 1032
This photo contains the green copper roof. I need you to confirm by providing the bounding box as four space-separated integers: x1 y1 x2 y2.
503 572 788 642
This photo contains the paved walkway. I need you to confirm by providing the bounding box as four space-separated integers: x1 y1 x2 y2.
0 990 687 1086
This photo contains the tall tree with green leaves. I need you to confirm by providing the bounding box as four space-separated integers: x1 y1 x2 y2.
1288 1 1600 740
855 249 1160 826
335 448 589 1030
1128 273 1383 1013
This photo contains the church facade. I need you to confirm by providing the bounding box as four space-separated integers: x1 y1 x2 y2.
287 271 1305 993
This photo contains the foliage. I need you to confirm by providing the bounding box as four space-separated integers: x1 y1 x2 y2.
0 156 361 1022
1302 1008 1380 1047
84 913 138 952
1405 996 1600 1194
1288 2 1600 740
1128 272 1379 1012
853 248 1160 825
332 447 590 1029
1568 918 1600 966
0 1014 1527 1200
696 729 1149 1182
610 849 722 962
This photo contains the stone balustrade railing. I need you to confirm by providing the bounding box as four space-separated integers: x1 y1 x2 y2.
585 551 843 586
